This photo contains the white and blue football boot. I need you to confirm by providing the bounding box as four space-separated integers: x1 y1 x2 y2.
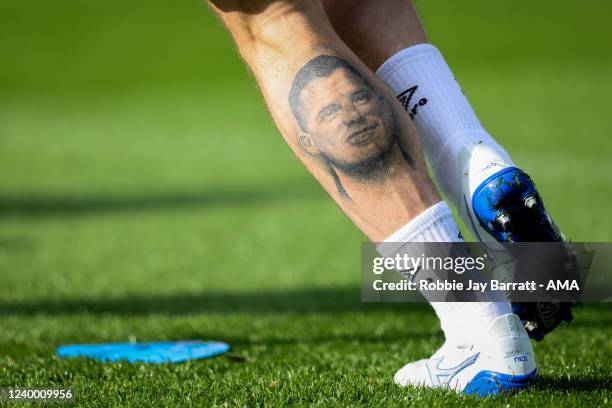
394 313 538 396
458 140 574 340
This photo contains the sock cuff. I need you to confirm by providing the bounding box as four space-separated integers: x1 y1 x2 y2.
377 202 461 259
376 43 442 80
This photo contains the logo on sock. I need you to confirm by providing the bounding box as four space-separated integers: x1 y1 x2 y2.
397 86 428 120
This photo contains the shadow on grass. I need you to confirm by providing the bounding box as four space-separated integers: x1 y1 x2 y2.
224 330 437 347
0 185 322 218
0 286 426 316
535 374 612 393
0 237 34 251
566 315 612 329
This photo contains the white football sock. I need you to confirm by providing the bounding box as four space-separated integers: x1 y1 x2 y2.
376 44 514 207
377 201 512 345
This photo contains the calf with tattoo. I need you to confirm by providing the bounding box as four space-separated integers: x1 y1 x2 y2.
207 0 541 395
290 55 413 199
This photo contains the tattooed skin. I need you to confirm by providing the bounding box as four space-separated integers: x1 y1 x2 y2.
289 55 411 199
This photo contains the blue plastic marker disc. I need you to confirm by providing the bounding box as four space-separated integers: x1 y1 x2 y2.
57 340 230 364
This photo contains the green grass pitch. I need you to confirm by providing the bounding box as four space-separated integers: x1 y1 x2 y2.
0 0 611 406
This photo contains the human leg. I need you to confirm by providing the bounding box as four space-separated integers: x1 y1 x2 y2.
324 0 572 340
207 0 535 394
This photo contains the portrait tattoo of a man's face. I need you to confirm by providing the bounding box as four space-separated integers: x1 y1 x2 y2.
289 55 413 200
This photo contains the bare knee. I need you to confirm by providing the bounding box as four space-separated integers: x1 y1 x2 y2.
323 0 427 71
323 0 378 34
209 0 275 14
210 0 328 52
